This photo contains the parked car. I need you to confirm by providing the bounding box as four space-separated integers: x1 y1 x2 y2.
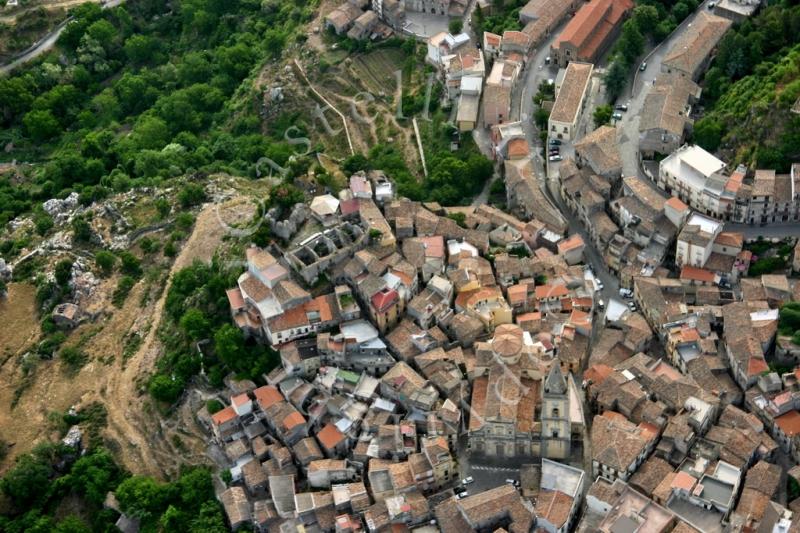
549 149 560 155
615 104 628 111
462 476 474 485
455 486 467 495
505 479 516 485
640 62 647 71
549 139 562 146
549 154 563 162
612 112 623 120
597 299 605 310
708 1 716 8
545 56 551 64
596 280 604 291
628 302 638 312
619 288 633 298
457 491 469 499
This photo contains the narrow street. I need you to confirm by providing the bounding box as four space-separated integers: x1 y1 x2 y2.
614 0 716 178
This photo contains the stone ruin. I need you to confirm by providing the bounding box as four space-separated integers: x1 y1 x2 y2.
265 203 310 241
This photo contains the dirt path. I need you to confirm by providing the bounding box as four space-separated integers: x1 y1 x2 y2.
0 197 253 477
97 197 254 478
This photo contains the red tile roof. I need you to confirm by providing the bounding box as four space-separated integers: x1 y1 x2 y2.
680 266 715 283
254 385 283 410
665 196 689 212
418 236 445 259
231 393 250 407
212 405 238 426
776 410 800 437
371 288 399 313
226 288 245 310
507 138 529 159
317 423 346 450
283 411 306 431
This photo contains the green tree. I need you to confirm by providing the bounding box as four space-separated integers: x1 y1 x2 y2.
115 475 169 521
179 308 209 340
618 19 645 64
94 250 116 276
55 259 73 286
604 59 628 101
213 324 245 372
124 34 159 64
178 183 206 208
449 19 463 34
71 217 92 243
148 374 184 403
693 117 723 152
632 5 659 36
1 453 52 508
118 252 141 277
593 104 613 127
67 448 123 506
155 198 171 219
23 110 61 141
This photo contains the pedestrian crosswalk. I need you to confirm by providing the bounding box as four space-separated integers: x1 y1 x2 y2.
470 465 518 472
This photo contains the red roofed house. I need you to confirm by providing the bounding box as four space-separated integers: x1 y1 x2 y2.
254 385 284 411
774 410 800 461
231 393 253 417
551 0 634 67
370 287 401 334
211 405 242 442
317 423 349 457
557 234 585 265
679 265 717 286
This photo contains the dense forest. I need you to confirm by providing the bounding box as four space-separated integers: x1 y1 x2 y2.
692 0 800 171
0 0 317 229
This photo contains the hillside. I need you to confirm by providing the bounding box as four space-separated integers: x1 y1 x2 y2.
692 0 800 171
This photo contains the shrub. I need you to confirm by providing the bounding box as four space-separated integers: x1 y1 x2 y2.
113 276 136 307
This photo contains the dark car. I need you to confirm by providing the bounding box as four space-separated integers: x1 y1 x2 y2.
548 139 561 146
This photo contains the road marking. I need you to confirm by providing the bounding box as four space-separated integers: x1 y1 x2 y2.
470 465 518 472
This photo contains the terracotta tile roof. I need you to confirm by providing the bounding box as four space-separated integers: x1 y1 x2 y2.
227 288 245 310
714 232 743 248
254 385 283 410
371 288 399 313
776 410 800 437
267 304 309 332
665 196 689 212
239 272 271 302
317 423 346 450
672 471 696 491
231 393 250 407
282 410 306 431
212 405 238 426
535 490 573 529
534 283 569 299
507 138 529 159
680 266 715 283
556 0 633 61
558 234 584 253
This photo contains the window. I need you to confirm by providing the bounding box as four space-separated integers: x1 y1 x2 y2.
552 408 559 417
552 430 559 438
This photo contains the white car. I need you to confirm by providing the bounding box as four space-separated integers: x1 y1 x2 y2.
619 288 633 298
462 476 474 485
457 491 469 499
595 280 604 291
628 302 638 312
548 154 563 162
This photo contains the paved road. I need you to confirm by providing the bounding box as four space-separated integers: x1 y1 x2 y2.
615 0 716 178
0 0 126 75
724 222 800 239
